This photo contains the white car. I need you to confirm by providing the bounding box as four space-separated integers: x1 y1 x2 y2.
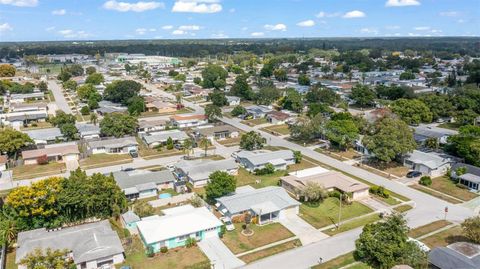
166 164 175 171
220 217 235 231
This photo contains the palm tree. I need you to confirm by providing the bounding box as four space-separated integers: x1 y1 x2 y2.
183 138 193 158
90 112 98 125
175 93 183 105
0 218 17 247
199 137 210 157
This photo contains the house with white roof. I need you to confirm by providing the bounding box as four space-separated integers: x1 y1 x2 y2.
174 159 238 187
216 186 300 225
234 150 295 172
141 129 189 148
136 205 222 252
24 127 64 145
113 169 176 200
87 136 138 155
403 150 456 177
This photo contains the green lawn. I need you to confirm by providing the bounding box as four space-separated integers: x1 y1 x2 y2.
116 236 210 269
20 121 53 130
239 239 301 263
80 153 132 169
411 185 462 204
241 118 268 126
393 204 413 213
222 223 294 254
12 162 66 180
311 252 371 269
408 220 452 238
324 213 381 236
437 122 461 130
421 226 467 248
428 176 478 201
261 124 291 136
235 167 286 188
300 198 374 229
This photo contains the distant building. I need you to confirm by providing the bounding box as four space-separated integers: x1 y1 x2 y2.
174 159 239 187
170 114 207 128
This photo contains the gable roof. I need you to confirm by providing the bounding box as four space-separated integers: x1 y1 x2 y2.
75 123 100 136
87 136 138 149
428 242 480 269
142 130 189 145
22 144 79 159
405 150 454 169
16 220 124 264
216 186 300 215
176 159 238 182
170 114 206 122
236 150 294 166
113 170 175 192
24 128 62 141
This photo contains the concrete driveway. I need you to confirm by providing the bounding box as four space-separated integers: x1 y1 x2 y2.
279 215 328 245
198 237 245 269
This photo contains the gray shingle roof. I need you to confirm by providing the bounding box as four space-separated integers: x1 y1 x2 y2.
87 136 137 149
216 186 300 215
16 220 124 264
428 242 480 269
121 211 140 224
24 128 62 141
142 130 189 145
176 159 238 182
405 150 454 169
236 150 294 166
113 170 175 190
75 123 100 136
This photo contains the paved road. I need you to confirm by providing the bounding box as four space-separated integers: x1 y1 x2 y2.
48 80 72 114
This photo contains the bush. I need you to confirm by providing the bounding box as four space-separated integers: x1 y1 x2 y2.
31 122 38 127
80 106 90 115
146 245 155 257
418 176 432 186
36 154 49 165
219 225 226 238
254 163 276 175
185 237 197 248
369 186 390 198
160 246 168 253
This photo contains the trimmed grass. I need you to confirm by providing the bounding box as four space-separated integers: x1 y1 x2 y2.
373 195 401 206
429 176 478 202
311 252 356 269
241 118 268 126
300 197 374 229
411 185 462 204
217 136 242 147
20 121 53 130
116 236 210 269
235 167 286 188
261 124 290 136
324 213 381 236
438 122 461 130
239 239 301 263
80 153 132 169
421 226 467 248
393 204 413 213
408 220 452 238
140 107 194 118
6 249 17 269
12 162 66 180
222 223 295 254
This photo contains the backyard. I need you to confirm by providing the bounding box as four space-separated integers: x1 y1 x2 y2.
12 162 66 180
80 153 132 169
300 197 374 229
222 223 295 254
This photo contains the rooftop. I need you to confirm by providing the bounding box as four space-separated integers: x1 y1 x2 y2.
236 150 294 166
87 136 137 149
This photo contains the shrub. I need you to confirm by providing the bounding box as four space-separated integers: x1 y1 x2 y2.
219 225 226 238
254 163 276 175
80 106 90 115
369 186 390 198
160 246 168 253
36 154 49 165
31 122 38 127
146 245 155 257
185 237 197 248
418 176 432 186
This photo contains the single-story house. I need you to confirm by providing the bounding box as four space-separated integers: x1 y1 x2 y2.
175 159 239 187
226 96 240 106
245 105 272 119
141 130 189 148
428 242 480 269
266 111 291 125
1 111 48 127
113 169 176 200
15 220 124 269
9 92 45 103
193 124 239 142
413 126 456 145
121 211 141 230
216 186 300 225
280 167 370 201
24 127 63 145
403 150 455 177
235 150 295 172
451 163 480 191
21 143 80 165
138 119 168 134
0 155 7 171
170 114 208 129
145 100 177 114
75 123 101 139
96 101 127 115
136 205 223 252
87 136 138 155
10 102 48 113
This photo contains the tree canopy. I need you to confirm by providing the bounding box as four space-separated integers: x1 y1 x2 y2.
201 64 228 89
391 98 433 125
103 80 142 105
446 125 480 166
240 131 266 150
205 171 236 201
0 128 33 157
350 84 376 108
100 113 138 137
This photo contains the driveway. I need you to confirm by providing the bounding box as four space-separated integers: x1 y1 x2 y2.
48 80 72 114
65 160 79 171
360 197 391 212
198 237 245 269
279 215 329 245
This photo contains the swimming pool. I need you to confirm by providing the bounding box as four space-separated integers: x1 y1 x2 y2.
159 193 172 199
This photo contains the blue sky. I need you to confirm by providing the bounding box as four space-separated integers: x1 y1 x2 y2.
0 0 478 41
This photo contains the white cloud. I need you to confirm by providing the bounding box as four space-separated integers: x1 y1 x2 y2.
135 28 147 35
385 25 400 30
229 8 235 13
172 29 186 35
58 29 91 39
103 0 164 12
414 26 430 31
264 23 287 31
52 9 67 15
297 20 315 27
316 11 341 18
0 0 37 7
178 24 200 31
360 28 379 35
162 25 173 30
45 26 55 31
385 0 420 7
211 32 228 38
439 11 459 17
251 32 264 37
0 23 13 32
342 10 366 19
172 0 222 14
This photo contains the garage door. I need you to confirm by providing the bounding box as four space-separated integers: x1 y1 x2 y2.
204 228 218 239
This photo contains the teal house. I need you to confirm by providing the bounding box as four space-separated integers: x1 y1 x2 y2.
136 205 223 252
121 210 140 229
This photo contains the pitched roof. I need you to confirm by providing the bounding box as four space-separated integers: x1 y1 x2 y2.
75 123 100 136
216 186 300 215
405 150 454 169
121 211 140 224
87 136 137 149
24 128 62 141
22 144 79 159
236 150 294 166
113 170 175 191
428 242 480 269
267 111 290 121
142 130 189 145
16 220 124 264
176 159 238 182
170 114 207 121
195 125 238 137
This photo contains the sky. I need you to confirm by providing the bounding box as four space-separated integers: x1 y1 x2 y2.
0 0 479 42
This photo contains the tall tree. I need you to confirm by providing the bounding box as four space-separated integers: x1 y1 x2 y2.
205 171 236 201
350 84 376 108
325 119 359 150
0 128 33 158
230 75 254 100
103 80 142 105
85 73 104 85
446 125 480 166
240 131 266 150
100 113 138 137
201 64 228 89
281 89 303 112
204 104 222 121
391 99 433 125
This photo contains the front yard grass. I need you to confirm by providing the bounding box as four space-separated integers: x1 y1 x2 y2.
235 167 286 188
260 124 290 136
239 239 301 263
222 223 295 254
80 153 132 169
241 118 268 126
393 204 413 213
20 121 53 130
411 185 462 204
323 213 381 236
300 197 374 229
408 220 452 239
12 162 66 180
217 136 242 147
116 236 210 269
428 176 478 202
421 226 467 248
140 107 194 118
311 252 371 269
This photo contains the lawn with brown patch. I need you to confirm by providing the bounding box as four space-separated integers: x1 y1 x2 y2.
261 124 291 136
12 162 66 180
429 176 478 201
408 220 452 238
239 239 301 263
80 153 132 169
421 226 467 248
411 185 462 204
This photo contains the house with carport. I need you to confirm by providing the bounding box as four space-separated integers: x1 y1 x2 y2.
113 169 176 200
87 136 138 155
234 150 295 172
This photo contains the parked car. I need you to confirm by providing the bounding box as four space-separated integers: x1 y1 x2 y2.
123 167 135 172
129 149 139 158
406 171 422 178
166 164 175 171
174 144 184 150
220 217 235 231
